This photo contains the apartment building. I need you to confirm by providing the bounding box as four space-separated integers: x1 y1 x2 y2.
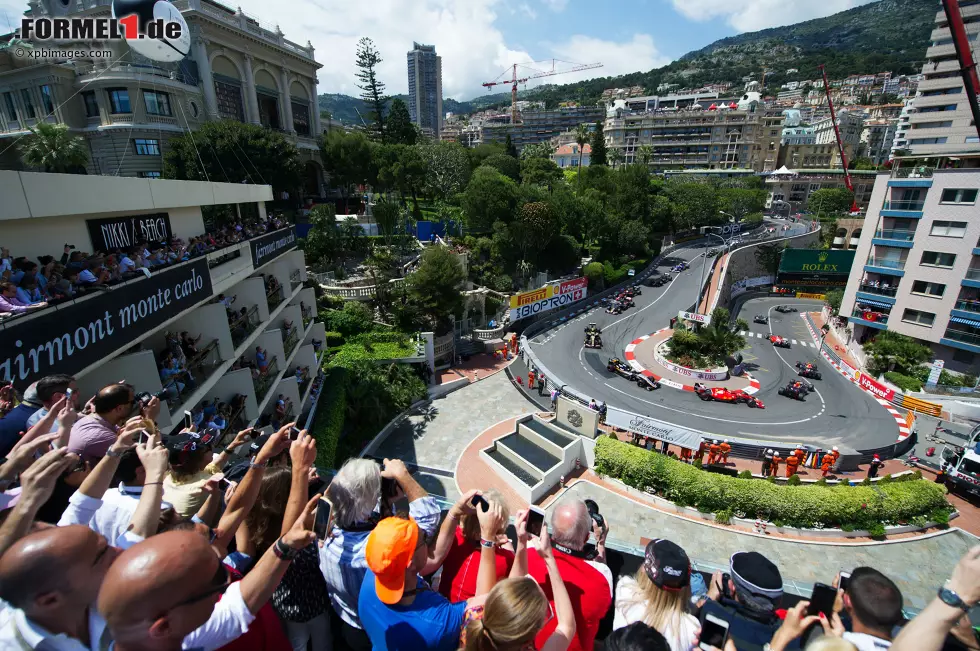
765 168 877 214
861 119 898 166
908 0 980 155
777 142 856 170
891 99 916 157
0 0 325 195
604 99 783 172
406 42 442 139
840 156 980 372
481 106 603 152
0 170 324 434
813 110 865 149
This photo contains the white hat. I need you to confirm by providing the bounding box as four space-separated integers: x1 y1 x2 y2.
832 446 838 451
713 440 719 444
723 439 729 444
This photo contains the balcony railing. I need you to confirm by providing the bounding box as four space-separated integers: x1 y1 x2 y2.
866 258 906 270
253 357 280 402
290 270 302 290
891 166 935 178
282 327 300 359
301 306 313 328
944 329 980 346
266 285 284 311
874 229 916 241
852 308 889 324
883 200 925 211
955 299 980 313
859 283 899 297
229 305 260 348
967 269 980 280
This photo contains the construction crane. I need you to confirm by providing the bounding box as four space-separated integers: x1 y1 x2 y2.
818 63 859 214
482 59 603 124
941 0 980 144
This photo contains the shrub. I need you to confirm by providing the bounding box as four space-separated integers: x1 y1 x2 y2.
593 436 950 529
715 508 733 524
786 474 802 486
879 474 893 484
884 371 923 392
867 523 887 538
930 509 951 527
738 470 753 479
324 331 345 348
308 367 348 468
814 477 828 486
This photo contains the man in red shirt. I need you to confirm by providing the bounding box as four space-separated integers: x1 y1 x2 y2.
526 499 613 651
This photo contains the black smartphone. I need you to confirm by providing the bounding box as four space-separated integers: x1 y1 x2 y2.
184 410 192 429
839 571 851 592
526 506 545 538
699 614 730 650
313 498 332 540
217 477 231 491
722 573 732 600
807 582 837 618
470 494 489 513
289 426 301 441
381 476 399 500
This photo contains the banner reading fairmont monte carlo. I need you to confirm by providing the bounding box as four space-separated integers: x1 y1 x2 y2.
0 259 213 389
509 277 588 322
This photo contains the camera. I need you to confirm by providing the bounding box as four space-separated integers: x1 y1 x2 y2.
65 243 76 250
134 390 168 407
584 499 605 530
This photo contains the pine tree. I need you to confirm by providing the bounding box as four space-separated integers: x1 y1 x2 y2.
505 134 518 158
590 120 607 166
355 37 387 141
386 98 417 145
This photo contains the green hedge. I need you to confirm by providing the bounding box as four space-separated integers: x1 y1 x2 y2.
309 367 348 468
324 331 345 348
884 371 922 392
594 437 950 529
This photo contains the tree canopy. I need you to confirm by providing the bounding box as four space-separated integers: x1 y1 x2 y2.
405 246 466 335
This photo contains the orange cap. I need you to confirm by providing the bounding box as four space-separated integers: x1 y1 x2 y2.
365 517 420 604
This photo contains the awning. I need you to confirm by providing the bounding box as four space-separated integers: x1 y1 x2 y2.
950 316 980 327
856 298 893 310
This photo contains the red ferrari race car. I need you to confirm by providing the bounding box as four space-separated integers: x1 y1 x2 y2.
769 334 791 349
693 384 765 408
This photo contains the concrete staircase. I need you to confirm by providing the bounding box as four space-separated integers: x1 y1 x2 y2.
482 415 582 501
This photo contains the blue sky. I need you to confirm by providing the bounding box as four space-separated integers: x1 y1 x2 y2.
0 0 879 99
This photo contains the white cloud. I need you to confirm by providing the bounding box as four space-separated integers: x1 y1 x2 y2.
541 0 569 12
544 33 670 83
671 0 878 32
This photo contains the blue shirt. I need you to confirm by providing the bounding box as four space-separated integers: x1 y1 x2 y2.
0 403 40 457
358 571 466 651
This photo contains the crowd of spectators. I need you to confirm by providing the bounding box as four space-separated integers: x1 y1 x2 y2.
0 373 977 651
0 215 290 320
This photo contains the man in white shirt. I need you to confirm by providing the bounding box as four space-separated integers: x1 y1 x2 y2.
841 567 904 651
87 448 173 546
118 252 137 274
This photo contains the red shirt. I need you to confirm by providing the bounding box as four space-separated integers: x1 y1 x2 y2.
438 527 515 602
218 566 291 651
526 547 613 651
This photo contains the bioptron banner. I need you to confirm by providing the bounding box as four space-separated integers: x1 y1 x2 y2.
509 277 588 322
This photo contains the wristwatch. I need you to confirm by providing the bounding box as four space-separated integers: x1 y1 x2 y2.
273 537 300 560
106 448 125 458
938 586 971 612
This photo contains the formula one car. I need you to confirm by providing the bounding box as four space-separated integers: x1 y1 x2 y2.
795 361 822 380
652 274 672 287
693 384 765 408
769 334 791 348
584 324 602 349
606 301 624 315
754 315 769 325
672 263 688 272
778 381 808 401
775 305 798 314
607 358 661 390
628 284 642 296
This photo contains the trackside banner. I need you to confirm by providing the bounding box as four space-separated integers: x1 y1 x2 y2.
251 226 297 268
604 407 702 450
509 286 588 322
856 371 895 402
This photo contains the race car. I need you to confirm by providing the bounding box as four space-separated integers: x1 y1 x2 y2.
795 361 822 380
778 381 807 401
693 384 765 408
754 315 769 325
672 263 688 272
607 357 637 380
793 378 816 394
584 324 602 349
630 284 642 296
606 301 624 315
775 305 797 314
769 334 791 348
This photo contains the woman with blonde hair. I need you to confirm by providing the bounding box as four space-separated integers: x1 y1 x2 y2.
463 518 575 651
613 538 700 651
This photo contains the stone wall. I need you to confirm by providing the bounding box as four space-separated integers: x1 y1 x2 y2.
715 229 820 311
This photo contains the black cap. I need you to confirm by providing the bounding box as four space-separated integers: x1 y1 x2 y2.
730 551 782 600
643 539 690 590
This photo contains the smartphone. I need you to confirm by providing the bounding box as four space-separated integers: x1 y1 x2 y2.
721 573 732 600
138 429 150 445
381 476 399 500
313 497 333 540
65 388 73 401
838 571 852 592
470 494 489 513
526 506 546 538
289 426 301 441
807 582 838 618
217 477 231 491
184 410 192 429
699 613 730 650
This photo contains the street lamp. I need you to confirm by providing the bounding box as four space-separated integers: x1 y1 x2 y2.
695 229 730 315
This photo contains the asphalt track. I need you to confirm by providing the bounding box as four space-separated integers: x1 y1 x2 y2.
529 228 899 451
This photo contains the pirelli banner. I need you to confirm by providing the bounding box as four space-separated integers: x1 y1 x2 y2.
509 277 588 322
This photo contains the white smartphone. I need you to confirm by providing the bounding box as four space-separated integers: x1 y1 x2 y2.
699 614 730 650
184 410 192 429
526 506 546 538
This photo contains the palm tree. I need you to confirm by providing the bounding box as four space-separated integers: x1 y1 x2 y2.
609 148 625 168
574 124 590 173
19 122 88 174
638 144 655 167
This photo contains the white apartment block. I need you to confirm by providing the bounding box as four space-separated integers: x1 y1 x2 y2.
813 110 865 148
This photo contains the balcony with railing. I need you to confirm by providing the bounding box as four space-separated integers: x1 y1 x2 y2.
282 325 300 360
881 199 926 218
850 306 890 329
865 256 907 275
891 165 935 179
964 268 980 289
301 304 313 329
266 284 284 311
942 326 980 353
253 357 280 403
289 269 302 290
228 305 260 348
954 299 980 314
873 228 916 245
162 339 222 412
858 282 899 298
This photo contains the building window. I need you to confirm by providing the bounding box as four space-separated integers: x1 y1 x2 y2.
902 308 936 326
909 137 948 145
133 139 161 156
107 88 131 114
82 91 99 118
39 85 54 115
940 188 978 204
291 102 310 136
2 92 15 121
214 80 244 122
143 91 172 116
921 251 957 267
138 171 162 178
21 90 35 119
911 280 945 297
930 221 968 237
257 94 280 130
